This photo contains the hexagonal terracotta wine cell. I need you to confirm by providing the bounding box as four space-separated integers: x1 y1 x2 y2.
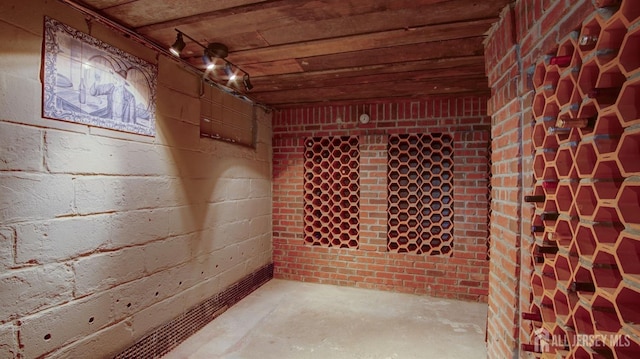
553 288 576 323
555 145 577 179
616 182 640 227
594 134 621 158
303 136 359 248
592 221 624 247
573 100 598 137
618 26 640 76
577 17 601 56
543 68 561 97
617 132 640 178
614 286 640 332
615 232 640 282
619 0 640 24
590 294 622 333
575 224 598 257
557 76 580 107
572 265 597 301
572 304 596 335
532 90 547 118
533 61 548 90
556 181 579 218
593 111 623 136
594 17 626 67
592 65 625 111
551 218 576 248
532 122 547 150
593 159 623 179
554 253 573 285
540 293 557 323
577 58 601 98
615 340 640 359
592 250 622 290
575 141 598 178
616 80 640 127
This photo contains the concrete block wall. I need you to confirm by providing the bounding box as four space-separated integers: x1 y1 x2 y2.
272 97 491 301
0 1 272 358
484 1 594 358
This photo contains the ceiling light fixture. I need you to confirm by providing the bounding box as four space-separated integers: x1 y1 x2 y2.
243 74 253 91
169 29 253 92
169 32 185 56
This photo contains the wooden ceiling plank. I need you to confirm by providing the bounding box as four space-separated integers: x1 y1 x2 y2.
257 1 510 45
251 76 489 106
228 18 496 64
78 0 131 9
250 64 488 92
98 0 270 28
296 37 485 72
132 0 454 33
249 56 486 82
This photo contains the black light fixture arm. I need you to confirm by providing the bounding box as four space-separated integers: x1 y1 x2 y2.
172 29 252 91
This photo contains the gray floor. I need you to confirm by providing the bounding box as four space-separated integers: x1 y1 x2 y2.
163 279 488 359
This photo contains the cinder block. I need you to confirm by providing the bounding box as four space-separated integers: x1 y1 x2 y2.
74 176 182 215
155 85 200 125
73 247 146 297
0 228 14 271
250 178 272 199
143 235 193 274
0 322 18 359
0 173 74 224
18 291 114 359
0 20 41 81
0 74 41 126
109 263 196 322
0 120 43 173
158 116 201 149
157 57 201 96
129 291 187 336
44 320 133 359
16 215 111 264
108 209 172 249
44 130 177 176
0 264 73 323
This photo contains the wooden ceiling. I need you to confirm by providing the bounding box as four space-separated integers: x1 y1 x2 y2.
67 0 511 108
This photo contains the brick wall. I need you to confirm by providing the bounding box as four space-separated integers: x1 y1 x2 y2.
484 1 594 358
272 97 491 301
0 1 272 357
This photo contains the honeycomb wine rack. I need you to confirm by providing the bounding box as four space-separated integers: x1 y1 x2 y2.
526 1 640 358
387 133 454 255
303 136 360 248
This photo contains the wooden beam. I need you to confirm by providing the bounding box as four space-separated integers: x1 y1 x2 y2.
227 18 496 64
250 75 489 106
250 62 488 92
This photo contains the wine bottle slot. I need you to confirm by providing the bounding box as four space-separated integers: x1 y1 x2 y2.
542 181 558 190
548 127 572 135
540 212 560 221
556 116 596 129
592 263 618 270
536 245 559 254
579 34 598 50
531 225 545 233
569 281 596 293
522 312 543 321
595 0 621 8
549 55 572 67
588 87 621 105
524 195 545 203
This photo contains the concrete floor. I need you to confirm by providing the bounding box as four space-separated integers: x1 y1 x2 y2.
163 279 488 359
